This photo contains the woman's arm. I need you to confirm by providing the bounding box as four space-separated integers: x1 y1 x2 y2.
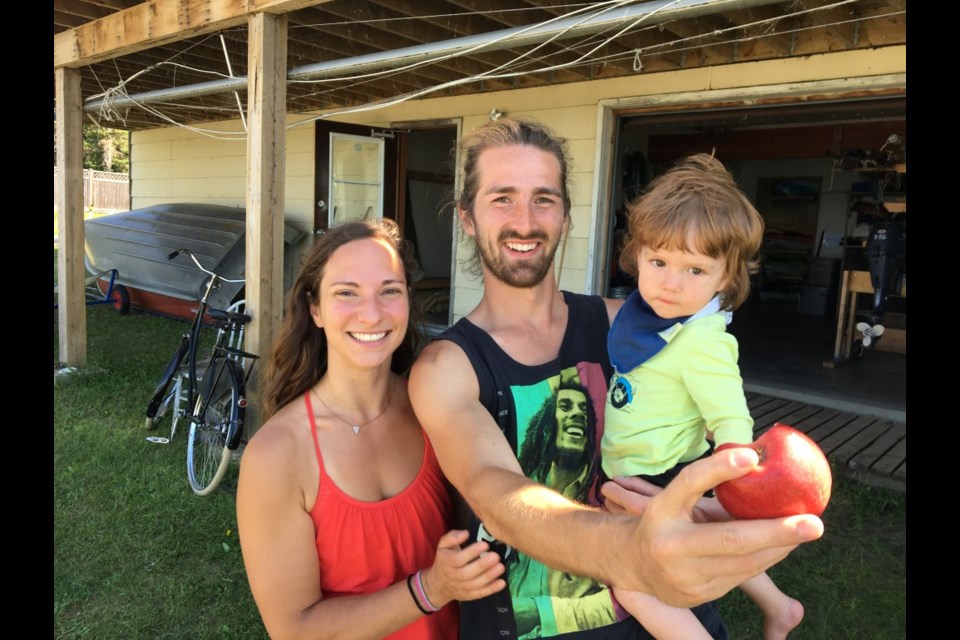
236 415 505 640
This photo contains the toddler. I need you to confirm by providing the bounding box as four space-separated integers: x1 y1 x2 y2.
602 153 805 640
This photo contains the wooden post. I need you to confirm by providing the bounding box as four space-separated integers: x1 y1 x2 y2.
245 11 287 435
56 67 87 366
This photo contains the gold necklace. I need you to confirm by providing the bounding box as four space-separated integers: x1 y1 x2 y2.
311 378 396 436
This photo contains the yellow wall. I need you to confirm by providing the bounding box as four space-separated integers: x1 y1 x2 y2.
130 46 906 316
132 119 315 230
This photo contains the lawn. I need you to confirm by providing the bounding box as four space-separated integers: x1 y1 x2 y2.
55 303 264 640
53 207 118 243
54 287 906 639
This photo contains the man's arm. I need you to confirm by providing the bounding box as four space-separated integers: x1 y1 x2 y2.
602 296 625 325
409 339 823 608
410 340 634 575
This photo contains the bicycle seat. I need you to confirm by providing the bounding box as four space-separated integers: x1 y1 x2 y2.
208 307 251 325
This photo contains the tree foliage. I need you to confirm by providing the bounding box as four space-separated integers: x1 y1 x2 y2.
82 125 130 173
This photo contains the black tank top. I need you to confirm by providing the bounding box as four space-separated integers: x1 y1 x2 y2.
438 291 727 640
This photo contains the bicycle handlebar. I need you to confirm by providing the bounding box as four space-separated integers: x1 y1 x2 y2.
168 248 246 285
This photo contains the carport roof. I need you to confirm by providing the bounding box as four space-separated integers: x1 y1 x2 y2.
54 0 906 132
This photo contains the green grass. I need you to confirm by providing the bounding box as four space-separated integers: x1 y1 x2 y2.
54 207 117 243
55 302 265 639
54 267 906 639
719 473 906 638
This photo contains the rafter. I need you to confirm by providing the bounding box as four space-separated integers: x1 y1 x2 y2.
723 5 795 56
54 0 908 132
55 0 331 69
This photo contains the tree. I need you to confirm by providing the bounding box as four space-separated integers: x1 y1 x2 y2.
82 125 129 173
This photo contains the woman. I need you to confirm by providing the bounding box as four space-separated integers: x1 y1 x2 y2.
237 219 505 640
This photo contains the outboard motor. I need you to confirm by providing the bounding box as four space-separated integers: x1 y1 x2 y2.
857 219 906 346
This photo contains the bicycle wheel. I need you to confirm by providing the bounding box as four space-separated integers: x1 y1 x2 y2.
145 337 189 430
187 356 245 496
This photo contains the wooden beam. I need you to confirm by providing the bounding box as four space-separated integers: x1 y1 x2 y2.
723 6 794 56
54 0 330 69
55 0 116 22
438 0 592 82
302 3 520 89
811 4 858 49
658 15 737 66
55 67 87 366
244 11 287 435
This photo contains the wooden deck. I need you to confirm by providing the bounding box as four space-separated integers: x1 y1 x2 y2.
746 392 906 492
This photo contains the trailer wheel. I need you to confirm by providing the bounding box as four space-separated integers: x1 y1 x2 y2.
112 284 131 315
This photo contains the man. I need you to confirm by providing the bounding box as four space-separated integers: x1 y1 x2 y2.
408 118 822 639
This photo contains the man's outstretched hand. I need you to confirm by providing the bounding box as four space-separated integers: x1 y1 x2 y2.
601 447 824 608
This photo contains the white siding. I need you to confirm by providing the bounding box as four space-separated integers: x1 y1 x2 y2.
129 46 906 319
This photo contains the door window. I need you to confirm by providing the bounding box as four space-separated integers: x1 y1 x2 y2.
328 133 385 226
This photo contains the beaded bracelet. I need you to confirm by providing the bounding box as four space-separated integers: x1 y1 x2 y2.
414 570 441 613
406 574 434 615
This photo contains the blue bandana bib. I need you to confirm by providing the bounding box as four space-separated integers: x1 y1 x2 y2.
608 290 725 372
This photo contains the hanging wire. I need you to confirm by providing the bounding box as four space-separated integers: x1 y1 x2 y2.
220 33 247 132
85 0 900 138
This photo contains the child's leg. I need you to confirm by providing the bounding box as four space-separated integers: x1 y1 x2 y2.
614 587 713 640
739 572 804 640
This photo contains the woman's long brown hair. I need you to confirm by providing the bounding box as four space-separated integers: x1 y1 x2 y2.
260 219 422 419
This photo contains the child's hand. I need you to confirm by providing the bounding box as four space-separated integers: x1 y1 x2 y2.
601 476 662 515
419 530 506 608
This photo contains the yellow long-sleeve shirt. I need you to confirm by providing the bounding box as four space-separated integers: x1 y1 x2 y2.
601 312 754 478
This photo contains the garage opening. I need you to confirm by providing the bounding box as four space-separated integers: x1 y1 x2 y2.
603 97 906 409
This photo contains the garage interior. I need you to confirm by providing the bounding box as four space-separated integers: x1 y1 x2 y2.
604 97 906 420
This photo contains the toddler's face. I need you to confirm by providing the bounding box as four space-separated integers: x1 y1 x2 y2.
635 244 728 318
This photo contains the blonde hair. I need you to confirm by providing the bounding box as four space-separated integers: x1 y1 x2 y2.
619 153 764 311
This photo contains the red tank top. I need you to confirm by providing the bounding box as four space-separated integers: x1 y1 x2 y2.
305 391 458 639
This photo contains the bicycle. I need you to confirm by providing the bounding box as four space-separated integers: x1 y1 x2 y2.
144 249 258 496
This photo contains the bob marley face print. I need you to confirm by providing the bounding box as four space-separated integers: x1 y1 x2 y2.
506 366 622 637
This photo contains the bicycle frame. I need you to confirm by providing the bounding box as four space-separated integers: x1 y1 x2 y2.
190 308 256 451
145 250 255 438
179 268 225 421
144 249 257 495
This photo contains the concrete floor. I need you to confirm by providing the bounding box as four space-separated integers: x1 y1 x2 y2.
729 300 906 423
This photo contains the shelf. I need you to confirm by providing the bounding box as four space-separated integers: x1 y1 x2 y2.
884 202 907 213
837 164 906 174
770 195 817 202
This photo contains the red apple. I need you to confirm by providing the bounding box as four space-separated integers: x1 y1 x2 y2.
714 423 832 519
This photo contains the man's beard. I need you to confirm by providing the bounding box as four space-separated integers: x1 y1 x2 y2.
476 228 562 288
